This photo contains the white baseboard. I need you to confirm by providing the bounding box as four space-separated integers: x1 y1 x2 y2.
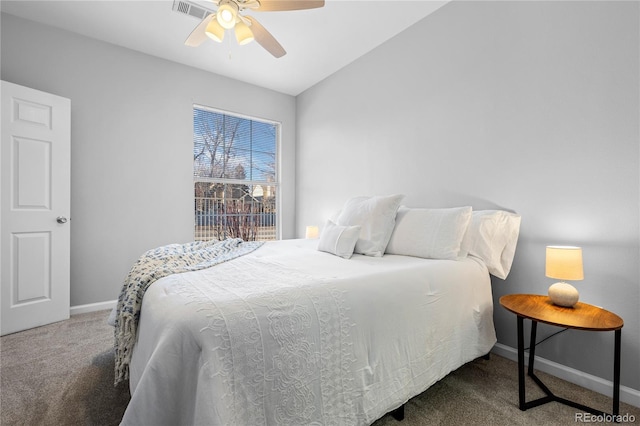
70 300 117 316
492 343 640 409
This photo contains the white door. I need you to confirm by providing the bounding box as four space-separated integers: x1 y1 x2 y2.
1 81 71 335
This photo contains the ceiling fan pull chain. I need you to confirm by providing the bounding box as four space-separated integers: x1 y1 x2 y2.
225 32 232 61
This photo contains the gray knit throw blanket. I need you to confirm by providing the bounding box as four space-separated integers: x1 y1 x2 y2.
114 238 264 385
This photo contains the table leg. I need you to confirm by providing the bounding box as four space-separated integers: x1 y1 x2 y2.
528 320 538 375
613 329 621 416
517 316 525 410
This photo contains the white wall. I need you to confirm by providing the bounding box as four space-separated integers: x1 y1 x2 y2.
296 1 639 392
0 13 297 307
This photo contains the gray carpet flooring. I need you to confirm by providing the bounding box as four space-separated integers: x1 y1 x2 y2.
1 310 638 425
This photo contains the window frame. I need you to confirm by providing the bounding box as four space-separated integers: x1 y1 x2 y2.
193 104 281 241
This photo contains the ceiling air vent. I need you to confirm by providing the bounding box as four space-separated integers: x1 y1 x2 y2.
172 0 212 20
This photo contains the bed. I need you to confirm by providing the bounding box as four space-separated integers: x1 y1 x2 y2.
116 196 521 425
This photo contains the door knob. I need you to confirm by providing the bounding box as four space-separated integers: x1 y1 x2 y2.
56 216 68 224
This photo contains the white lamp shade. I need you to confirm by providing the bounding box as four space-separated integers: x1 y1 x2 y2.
305 226 319 239
545 246 584 281
234 21 254 45
217 3 238 29
205 19 225 42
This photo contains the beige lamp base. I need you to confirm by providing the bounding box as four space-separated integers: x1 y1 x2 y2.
548 282 579 307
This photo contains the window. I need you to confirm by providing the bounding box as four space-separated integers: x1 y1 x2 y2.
193 106 278 242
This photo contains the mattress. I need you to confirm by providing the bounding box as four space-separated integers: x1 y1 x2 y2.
120 238 496 425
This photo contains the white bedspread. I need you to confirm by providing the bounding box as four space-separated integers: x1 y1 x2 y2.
121 239 496 425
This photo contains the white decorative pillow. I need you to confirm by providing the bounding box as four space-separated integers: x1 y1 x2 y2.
336 194 405 257
385 206 472 259
317 220 361 259
459 210 522 279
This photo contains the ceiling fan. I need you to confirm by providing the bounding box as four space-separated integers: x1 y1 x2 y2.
184 0 325 58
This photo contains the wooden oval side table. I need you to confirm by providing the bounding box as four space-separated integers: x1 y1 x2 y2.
500 294 624 417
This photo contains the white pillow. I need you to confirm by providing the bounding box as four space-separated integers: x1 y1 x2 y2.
336 194 405 257
317 220 361 259
385 206 472 259
459 210 521 279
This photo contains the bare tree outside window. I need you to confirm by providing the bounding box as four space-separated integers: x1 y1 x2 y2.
194 107 278 242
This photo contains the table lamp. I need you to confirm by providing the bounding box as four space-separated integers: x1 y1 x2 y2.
305 225 319 239
546 246 584 307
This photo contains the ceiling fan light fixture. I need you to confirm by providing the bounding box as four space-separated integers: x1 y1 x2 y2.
234 21 254 45
217 2 238 29
205 18 225 42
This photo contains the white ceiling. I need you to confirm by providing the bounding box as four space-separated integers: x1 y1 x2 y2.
0 0 448 95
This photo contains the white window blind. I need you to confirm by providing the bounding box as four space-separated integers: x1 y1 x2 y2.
193 106 278 241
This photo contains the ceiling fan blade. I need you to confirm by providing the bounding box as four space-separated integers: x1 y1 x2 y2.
246 16 286 58
185 13 215 47
255 0 324 12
